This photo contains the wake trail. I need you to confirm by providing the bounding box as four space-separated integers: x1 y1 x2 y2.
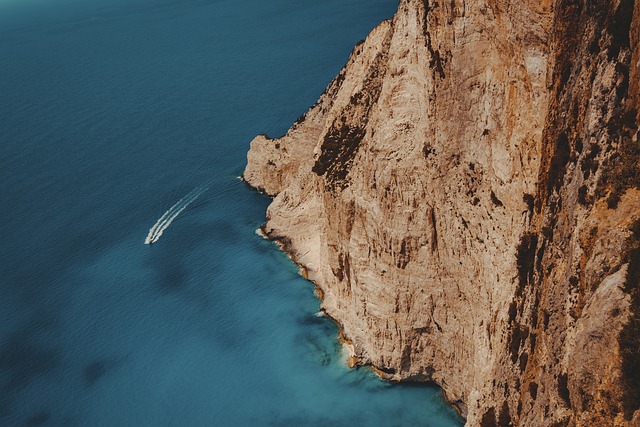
147 186 201 237
145 184 209 245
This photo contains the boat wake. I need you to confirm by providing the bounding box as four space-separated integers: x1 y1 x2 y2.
145 185 209 245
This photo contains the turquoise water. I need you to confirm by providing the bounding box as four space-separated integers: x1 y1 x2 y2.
0 0 463 425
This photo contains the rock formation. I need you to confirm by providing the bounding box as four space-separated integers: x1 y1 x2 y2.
243 0 640 425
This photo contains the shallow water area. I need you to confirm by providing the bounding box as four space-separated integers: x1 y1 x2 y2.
0 0 463 425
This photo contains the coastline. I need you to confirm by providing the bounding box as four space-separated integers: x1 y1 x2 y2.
240 0 640 422
246 177 465 421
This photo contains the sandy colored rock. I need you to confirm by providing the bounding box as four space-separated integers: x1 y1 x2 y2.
244 0 640 425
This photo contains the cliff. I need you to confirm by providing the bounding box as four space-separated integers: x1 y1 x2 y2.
243 0 640 425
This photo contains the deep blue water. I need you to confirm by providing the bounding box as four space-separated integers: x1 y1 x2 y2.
0 0 464 425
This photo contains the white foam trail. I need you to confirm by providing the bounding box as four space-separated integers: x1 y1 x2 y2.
147 186 201 237
145 185 208 244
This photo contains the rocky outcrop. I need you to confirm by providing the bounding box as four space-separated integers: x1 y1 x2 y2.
243 0 640 425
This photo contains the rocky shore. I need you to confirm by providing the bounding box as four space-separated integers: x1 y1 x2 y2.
244 0 640 425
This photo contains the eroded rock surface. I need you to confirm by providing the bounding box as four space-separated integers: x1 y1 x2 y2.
244 0 640 425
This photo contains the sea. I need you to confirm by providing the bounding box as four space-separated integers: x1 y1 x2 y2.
0 0 463 425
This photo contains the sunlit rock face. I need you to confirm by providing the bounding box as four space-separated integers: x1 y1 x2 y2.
244 0 640 425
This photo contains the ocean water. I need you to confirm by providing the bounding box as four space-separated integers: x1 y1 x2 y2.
0 0 464 425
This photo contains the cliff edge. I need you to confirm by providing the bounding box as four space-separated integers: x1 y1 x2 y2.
243 0 640 425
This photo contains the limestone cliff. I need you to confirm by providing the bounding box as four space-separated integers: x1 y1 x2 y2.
243 0 640 425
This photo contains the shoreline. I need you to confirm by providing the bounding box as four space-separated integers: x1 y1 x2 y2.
246 185 466 420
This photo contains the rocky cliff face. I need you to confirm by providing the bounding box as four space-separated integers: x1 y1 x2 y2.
243 0 640 425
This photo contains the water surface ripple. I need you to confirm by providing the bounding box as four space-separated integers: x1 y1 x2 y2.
0 0 463 425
